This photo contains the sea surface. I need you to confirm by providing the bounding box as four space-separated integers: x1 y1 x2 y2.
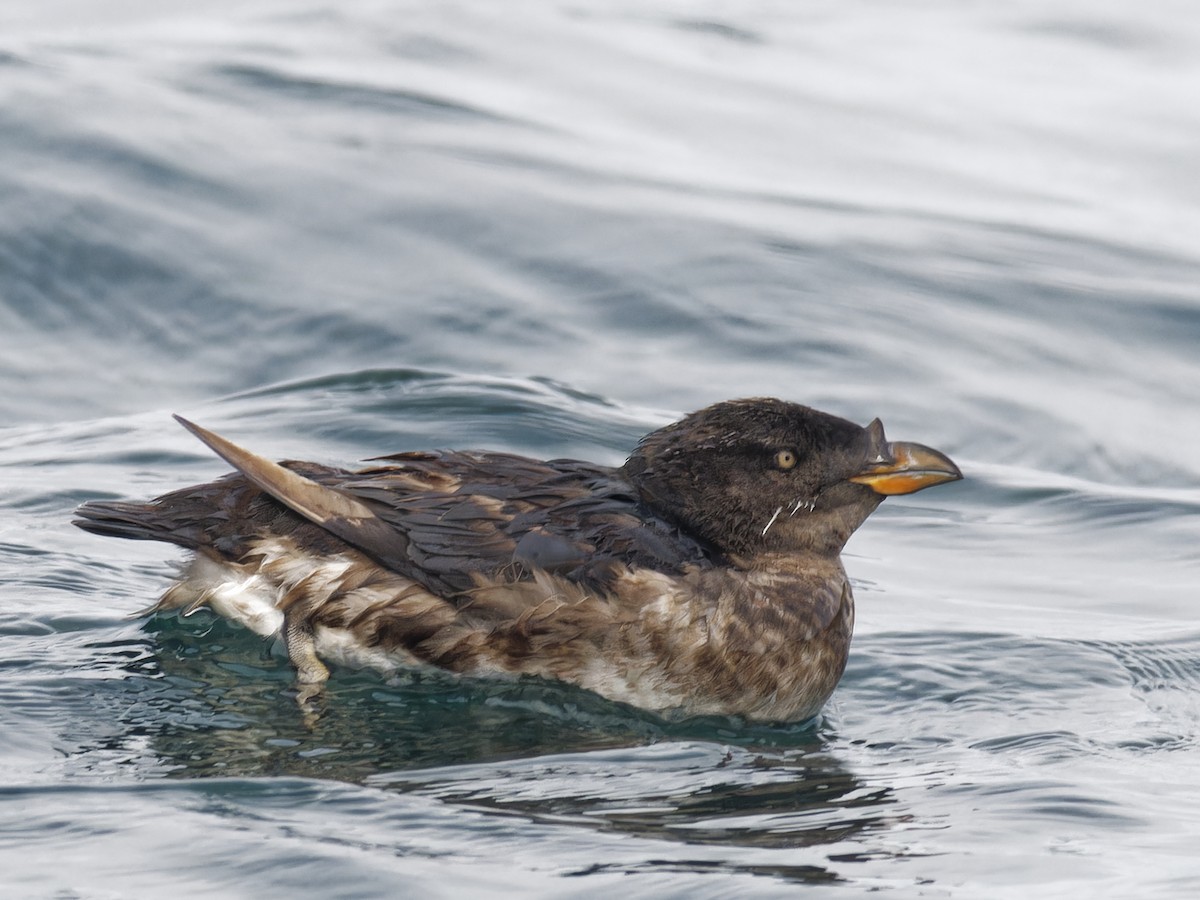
2 1 1199 897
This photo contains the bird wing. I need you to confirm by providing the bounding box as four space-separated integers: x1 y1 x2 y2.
340 452 719 594
173 416 414 571
174 419 716 598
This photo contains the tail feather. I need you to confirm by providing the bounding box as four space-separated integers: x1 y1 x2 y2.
73 499 207 549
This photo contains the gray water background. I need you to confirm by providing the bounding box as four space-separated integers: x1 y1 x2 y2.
2 1 1199 897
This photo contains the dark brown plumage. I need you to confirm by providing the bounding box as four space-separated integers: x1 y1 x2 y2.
74 398 961 722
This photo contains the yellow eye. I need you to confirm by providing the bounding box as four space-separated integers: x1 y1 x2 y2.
774 449 798 471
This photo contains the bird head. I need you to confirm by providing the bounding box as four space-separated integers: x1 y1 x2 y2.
623 398 961 559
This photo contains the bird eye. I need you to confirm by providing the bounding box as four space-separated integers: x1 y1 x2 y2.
773 449 798 471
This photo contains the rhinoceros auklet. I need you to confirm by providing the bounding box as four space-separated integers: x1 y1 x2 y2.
74 399 960 722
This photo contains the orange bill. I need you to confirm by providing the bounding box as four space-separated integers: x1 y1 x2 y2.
849 441 962 496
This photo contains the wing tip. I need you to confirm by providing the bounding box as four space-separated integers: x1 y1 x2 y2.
173 413 219 449
169 414 410 568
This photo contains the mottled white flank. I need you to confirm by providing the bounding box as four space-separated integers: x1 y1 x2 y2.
204 573 283 636
254 537 355 596
575 655 688 711
163 538 355 638
165 554 283 635
566 567 709 712
312 626 409 675
153 534 847 722
162 538 467 678
634 568 702 634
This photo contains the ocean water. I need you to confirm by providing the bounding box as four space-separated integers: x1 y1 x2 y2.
2 1 1200 896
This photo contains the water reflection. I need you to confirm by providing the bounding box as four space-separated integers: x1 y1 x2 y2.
63 584 1200 889
78 613 907 880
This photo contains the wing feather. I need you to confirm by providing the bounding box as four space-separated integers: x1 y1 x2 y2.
171 419 720 600
173 416 415 572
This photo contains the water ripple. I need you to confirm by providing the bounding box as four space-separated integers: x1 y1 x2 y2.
207 62 516 124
